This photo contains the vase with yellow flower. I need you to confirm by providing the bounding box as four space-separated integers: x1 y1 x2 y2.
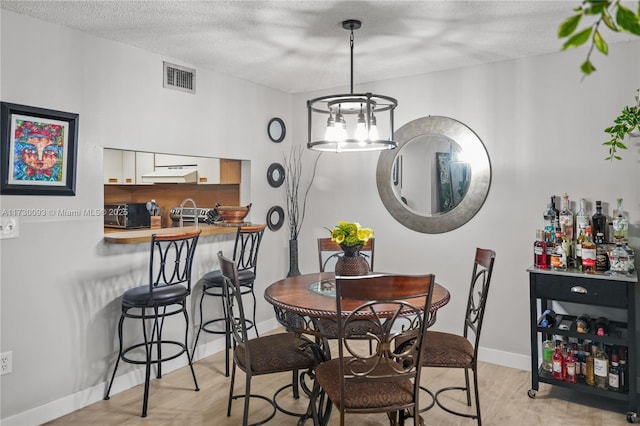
327 221 374 276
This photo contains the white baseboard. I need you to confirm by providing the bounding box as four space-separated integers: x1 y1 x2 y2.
1 318 280 426
1 319 529 425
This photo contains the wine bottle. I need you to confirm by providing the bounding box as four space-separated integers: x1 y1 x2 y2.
552 344 564 380
581 226 597 273
575 198 590 238
594 343 609 390
595 317 609 337
592 201 607 241
538 309 556 328
559 193 574 242
534 229 548 269
565 348 577 383
609 353 620 392
575 314 591 333
613 198 629 242
585 344 595 386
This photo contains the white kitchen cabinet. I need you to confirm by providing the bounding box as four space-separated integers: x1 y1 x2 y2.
135 151 155 184
104 148 135 184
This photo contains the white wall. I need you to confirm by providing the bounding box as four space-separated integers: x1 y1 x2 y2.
0 11 293 424
2 9 639 425
292 42 640 364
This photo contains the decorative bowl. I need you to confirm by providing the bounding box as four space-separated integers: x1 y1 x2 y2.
215 203 252 223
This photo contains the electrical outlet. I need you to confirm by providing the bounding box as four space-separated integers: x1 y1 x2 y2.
1 351 12 375
0 217 19 239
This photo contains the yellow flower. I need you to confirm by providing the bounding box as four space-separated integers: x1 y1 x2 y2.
326 221 374 247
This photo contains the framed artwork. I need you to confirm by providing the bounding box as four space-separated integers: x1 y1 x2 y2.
436 152 454 212
1 102 78 196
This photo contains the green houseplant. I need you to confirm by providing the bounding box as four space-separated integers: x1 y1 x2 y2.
603 89 640 160
559 1 640 160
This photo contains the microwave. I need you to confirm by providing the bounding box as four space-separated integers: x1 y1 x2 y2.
104 203 151 229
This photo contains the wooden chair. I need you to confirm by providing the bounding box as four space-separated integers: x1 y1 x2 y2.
311 273 435 426
317 237 375 273
218 252 322 426
192 224 265 376
421 248 496 425
104 229 201 417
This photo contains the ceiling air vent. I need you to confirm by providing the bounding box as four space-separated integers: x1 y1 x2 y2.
163 61 196 94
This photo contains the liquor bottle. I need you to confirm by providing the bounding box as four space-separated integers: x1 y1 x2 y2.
550 232 567 271
595 233 609 272
575 228 586 271
538 309 556 328
564 347 577 383
613 198 629 241
550 196 560 221
559 193 574 242
592 201 607 240
582 226 597 273
575 198 590 239
552 343 564 380
608 239 630 276
534 230 548 269
619 347 629 392
543 203 557 236
609 353 620 392
585 344 595 385
576 342 586 379
594 343 609 390
575 314 591 333
622 241 635 274
542 340 555 372
595 317 609 337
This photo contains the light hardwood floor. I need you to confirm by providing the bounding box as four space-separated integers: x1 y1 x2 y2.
45 335 633 426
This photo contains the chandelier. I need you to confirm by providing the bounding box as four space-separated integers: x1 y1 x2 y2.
307 20 398 153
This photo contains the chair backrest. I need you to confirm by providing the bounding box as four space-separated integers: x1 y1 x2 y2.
149 229 201 293
317 237 375 272
334 273 435 414
463 248 496 356
233 224 266 275
218 251 251 355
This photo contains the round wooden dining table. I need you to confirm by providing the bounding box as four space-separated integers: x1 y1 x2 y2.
264 271 450 322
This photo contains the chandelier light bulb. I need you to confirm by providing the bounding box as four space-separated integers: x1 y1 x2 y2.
325 111 337 141
368 113 379 141
355 105 368 144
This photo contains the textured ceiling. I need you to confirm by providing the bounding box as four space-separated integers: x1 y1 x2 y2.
2 1 638 93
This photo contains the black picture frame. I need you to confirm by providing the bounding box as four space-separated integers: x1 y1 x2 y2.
266 205 285 231
267 117 286 143
267 162 285 187
1 102 79 196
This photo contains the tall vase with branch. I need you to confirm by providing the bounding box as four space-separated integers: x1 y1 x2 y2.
283 146 321 276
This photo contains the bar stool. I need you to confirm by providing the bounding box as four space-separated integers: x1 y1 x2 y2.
104 229 201 417
192 224 265 376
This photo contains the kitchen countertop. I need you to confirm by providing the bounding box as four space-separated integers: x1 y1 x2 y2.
104 224 237 244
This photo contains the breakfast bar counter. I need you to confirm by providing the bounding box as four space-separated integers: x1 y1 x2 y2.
104 224 237 244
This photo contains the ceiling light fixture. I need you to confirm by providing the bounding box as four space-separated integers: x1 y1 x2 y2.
307 19 398 153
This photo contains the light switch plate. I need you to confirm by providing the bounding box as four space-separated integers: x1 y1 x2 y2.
0 217 19 239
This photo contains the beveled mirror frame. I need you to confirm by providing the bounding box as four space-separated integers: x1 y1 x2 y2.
376 116 491 233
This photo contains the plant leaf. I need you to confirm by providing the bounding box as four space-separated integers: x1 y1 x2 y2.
558 14 582 37
602 12 618 31
580 59 596 74
617 4 640 35
594 30 609 54
562 27 593 49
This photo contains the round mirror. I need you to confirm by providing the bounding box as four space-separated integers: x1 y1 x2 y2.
376 116 491 233
267 162 285 187
267 117 286 143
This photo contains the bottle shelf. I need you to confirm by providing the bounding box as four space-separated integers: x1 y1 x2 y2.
537 367 628 401
536 314 628 346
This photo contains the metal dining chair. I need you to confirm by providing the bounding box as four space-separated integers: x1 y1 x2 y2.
317 237 375 273
104 229 201 417
421 247 496 425
192 224 265 376
217 251 322 425
310 273 435 426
